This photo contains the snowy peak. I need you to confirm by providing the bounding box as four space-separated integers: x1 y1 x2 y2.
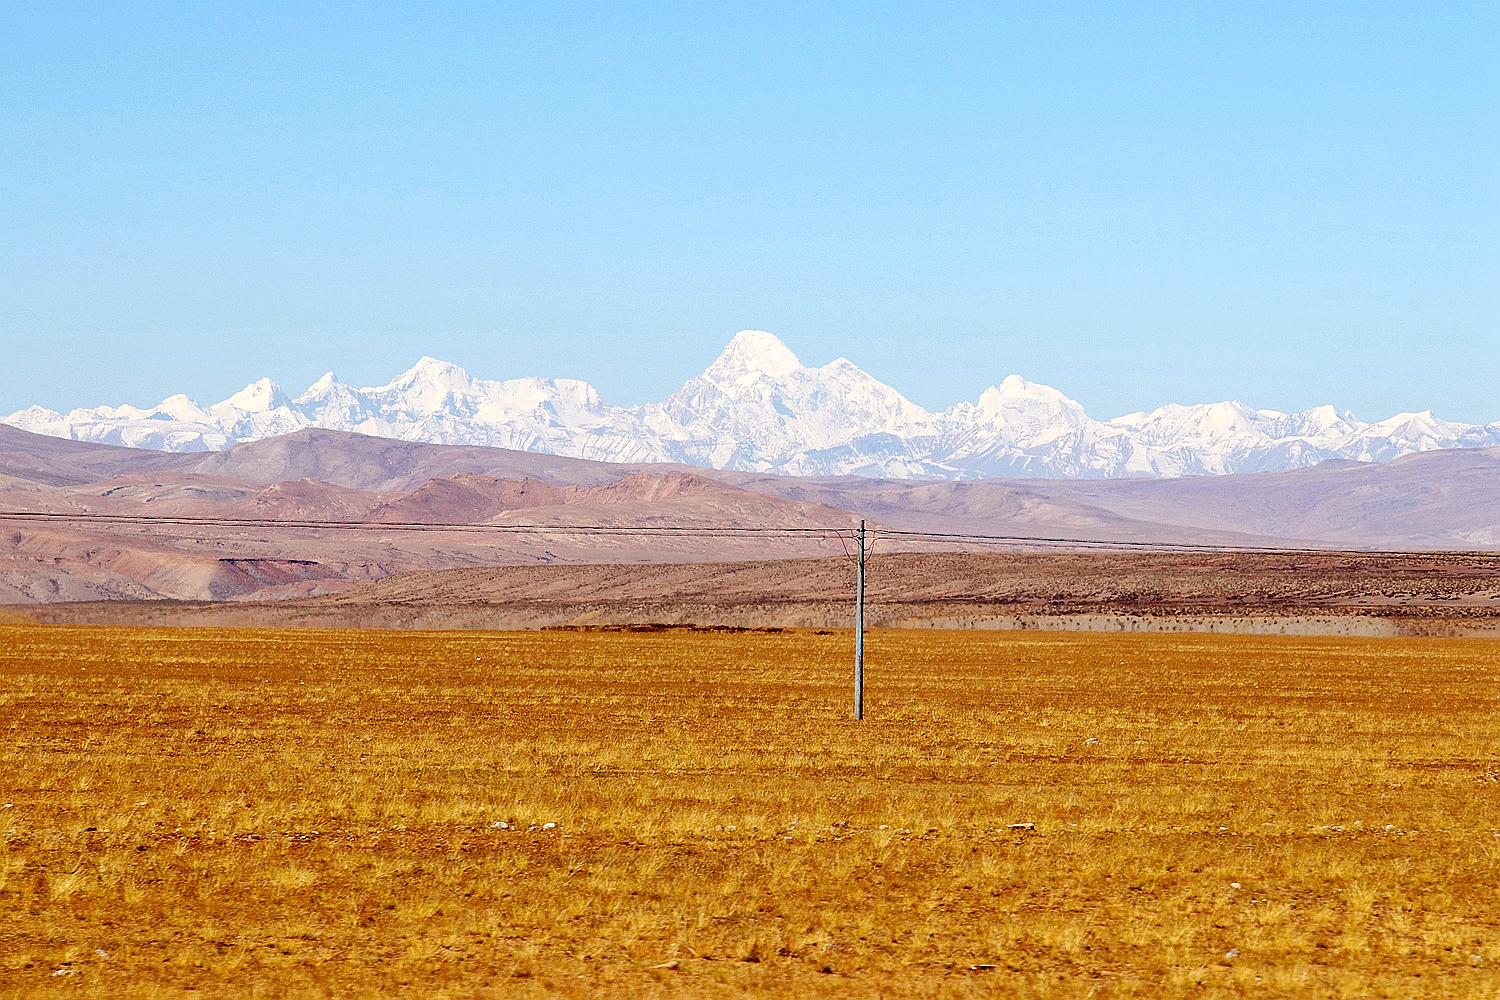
219 378 287 413
4 331 1497 477
377 357 477 397
156 395 213 423
972 376 1090 426
644 333 943 477
704 330 803 381
296 372 345 400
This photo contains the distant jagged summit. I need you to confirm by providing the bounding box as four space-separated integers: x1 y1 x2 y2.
704 330 804 380
6 331 1499 478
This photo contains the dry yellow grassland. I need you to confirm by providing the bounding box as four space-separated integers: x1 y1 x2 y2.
1 624 1498 998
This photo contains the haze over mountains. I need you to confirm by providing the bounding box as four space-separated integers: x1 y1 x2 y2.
8 332 1497 479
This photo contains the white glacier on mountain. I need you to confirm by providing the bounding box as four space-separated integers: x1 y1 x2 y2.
6 330 1498 478
641 333 945 477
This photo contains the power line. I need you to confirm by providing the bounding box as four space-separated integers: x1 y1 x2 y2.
873 527 1342 555
0 510 853 539
0 507 1488 555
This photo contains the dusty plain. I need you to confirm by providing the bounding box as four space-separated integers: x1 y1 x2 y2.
2 624 1499 997
20 550 1500 637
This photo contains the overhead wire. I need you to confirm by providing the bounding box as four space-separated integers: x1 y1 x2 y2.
872 527 1342 555
0 506 1481 555
0 509 852 539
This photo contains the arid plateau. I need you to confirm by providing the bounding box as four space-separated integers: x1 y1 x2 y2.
2 420 1499 999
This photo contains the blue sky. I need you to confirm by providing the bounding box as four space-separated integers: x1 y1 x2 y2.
2 3 1496 422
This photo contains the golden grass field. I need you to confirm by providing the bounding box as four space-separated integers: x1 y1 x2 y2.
1 623 1498 998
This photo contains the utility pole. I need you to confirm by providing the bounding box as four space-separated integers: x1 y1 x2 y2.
854 519 865 720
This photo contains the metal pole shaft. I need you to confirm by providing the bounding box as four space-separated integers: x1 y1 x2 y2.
854 519 865 720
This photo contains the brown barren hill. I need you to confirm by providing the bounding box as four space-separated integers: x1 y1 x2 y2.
1017 446 1500 549
367 471 868 528
371 474 572 523
0 470 867 604
186 427 636 491
3 425 1500 610
0 423 199 486
224 478 401 522
0 472 261 518
5 424 1499 548
488 472 867 528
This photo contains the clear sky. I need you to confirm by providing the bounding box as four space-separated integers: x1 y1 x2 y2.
2 3 1497 423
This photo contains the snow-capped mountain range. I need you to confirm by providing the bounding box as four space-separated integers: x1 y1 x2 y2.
7 331 1498 479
